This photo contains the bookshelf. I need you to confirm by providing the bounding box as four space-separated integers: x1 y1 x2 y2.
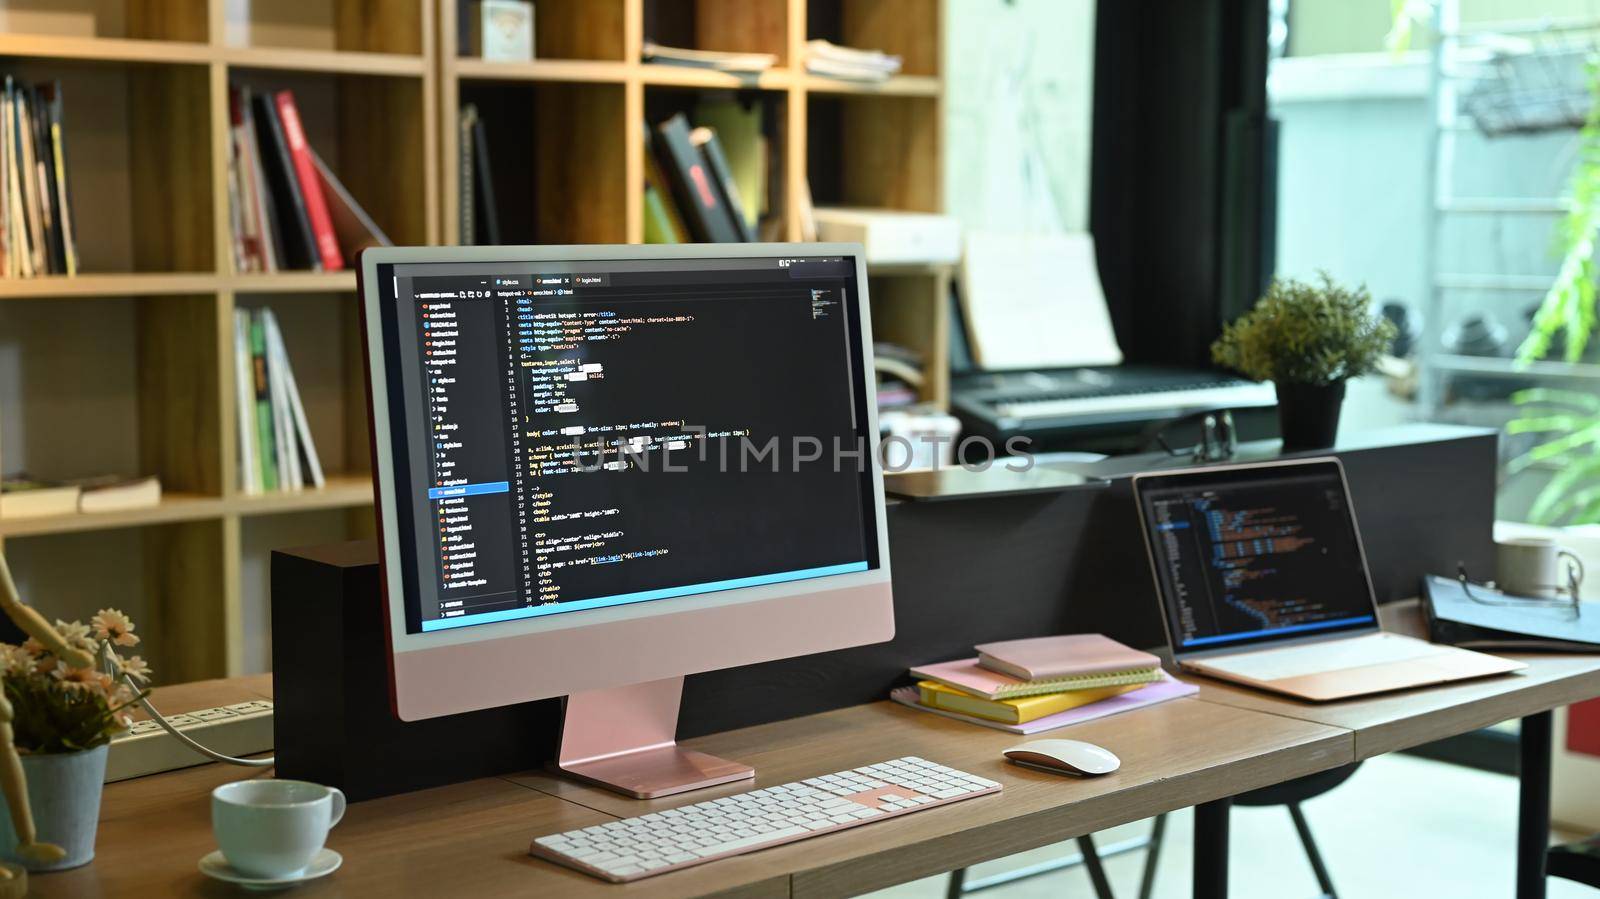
438 0 949 401
0 0 434 682
0 0 943 683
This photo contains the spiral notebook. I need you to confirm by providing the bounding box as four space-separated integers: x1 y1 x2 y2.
908 657 1162 700
891 672 1198 735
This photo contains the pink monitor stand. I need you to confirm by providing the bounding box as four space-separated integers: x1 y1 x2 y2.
556 676 753 799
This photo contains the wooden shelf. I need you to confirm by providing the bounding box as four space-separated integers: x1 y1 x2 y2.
0 493 223 538
638 64 794 90
229 475 374 516
220 46 428 77
0 273 220 299
454 58 632 83
226 271 358 294
804 74 940 97
0 33 211 66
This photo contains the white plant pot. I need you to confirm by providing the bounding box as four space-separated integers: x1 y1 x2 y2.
0 742 108 871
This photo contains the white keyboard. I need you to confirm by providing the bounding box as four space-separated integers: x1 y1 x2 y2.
994 382 1276 420
529 756 1001 882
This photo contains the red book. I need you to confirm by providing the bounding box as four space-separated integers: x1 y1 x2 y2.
272 90 343 271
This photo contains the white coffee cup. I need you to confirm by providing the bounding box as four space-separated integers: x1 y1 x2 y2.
212 779 345 879
1497 537 1585 599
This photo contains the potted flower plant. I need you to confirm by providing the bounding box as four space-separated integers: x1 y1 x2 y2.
1211 273 1397 451
0 609 148 871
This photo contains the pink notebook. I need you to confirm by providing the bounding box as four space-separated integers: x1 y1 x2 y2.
974 634 1160 681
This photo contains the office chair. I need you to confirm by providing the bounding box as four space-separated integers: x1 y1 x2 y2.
945 763 1360 899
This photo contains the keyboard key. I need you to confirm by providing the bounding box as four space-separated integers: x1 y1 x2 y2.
691 827 809 859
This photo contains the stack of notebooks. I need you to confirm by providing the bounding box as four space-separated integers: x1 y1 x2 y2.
894 634 1197 734
0 77 78 278
227 86 389 273
233 308 324 494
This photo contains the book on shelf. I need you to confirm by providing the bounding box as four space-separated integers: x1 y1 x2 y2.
651 113 745 243
470 107 501 245
251 92 320 271
0 477 80 518
457 104 502 246
274 91 344 271
228 86 384 273
0 475 162 518
688 126 755 242
234 310 260 494
642 121 688 244
458 104 476 246
235 307 325 494
641 42 777 72
804 39 903 81
694 98 767 231
0 77 78 279
642 186 682 244
247 312 280 492
76 475 161 513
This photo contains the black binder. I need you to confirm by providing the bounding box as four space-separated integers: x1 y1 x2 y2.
1421 574 1600 651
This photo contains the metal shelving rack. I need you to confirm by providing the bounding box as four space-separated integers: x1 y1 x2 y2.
1420 2 1600 424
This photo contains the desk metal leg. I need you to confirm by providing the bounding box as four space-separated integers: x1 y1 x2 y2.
1194 797 1231 899
1518 711 1553 899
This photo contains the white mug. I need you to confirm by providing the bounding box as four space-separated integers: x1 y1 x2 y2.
1497 537 1585 599
212 779 345 879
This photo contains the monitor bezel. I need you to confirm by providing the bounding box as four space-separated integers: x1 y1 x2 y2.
359 243 895 719
1131 456 1383 662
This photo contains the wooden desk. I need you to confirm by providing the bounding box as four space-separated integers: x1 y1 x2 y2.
28 621 1600 899
1193 602 1600 899
34 694 1346 898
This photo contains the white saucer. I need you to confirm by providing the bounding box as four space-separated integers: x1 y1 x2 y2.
198 848 342 890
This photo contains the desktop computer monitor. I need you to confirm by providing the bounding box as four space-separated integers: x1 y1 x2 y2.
358 244 894 798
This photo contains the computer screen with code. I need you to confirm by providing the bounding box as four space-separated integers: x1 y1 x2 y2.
1140 463 1377 652
372 255 880 634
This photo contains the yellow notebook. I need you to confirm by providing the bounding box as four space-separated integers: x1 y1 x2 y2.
916 680 1144 725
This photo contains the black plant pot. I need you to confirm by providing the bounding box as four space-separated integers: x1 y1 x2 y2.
1275 380 1346 451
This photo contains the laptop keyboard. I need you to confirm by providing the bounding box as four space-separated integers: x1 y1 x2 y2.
1196 633 1440 681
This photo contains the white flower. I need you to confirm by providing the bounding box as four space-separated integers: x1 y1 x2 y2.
91 609 139 647
117 655 152 683
0 645 31 676
51 661 102 693
53 619 90 646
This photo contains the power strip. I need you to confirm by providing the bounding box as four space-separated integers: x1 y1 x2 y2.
106 700 274 783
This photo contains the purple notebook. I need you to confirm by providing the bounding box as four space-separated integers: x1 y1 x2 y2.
890 671 1199 734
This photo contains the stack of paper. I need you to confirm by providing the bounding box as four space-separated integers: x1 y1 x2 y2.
642 42 777 72
805 39 902 81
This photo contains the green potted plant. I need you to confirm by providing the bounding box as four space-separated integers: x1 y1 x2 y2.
0 609 148 870
1211 273 1396 451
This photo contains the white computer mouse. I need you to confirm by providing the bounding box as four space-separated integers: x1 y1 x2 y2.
1003 739 1121 776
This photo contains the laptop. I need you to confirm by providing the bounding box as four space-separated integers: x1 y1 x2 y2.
1133 458 1524 701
